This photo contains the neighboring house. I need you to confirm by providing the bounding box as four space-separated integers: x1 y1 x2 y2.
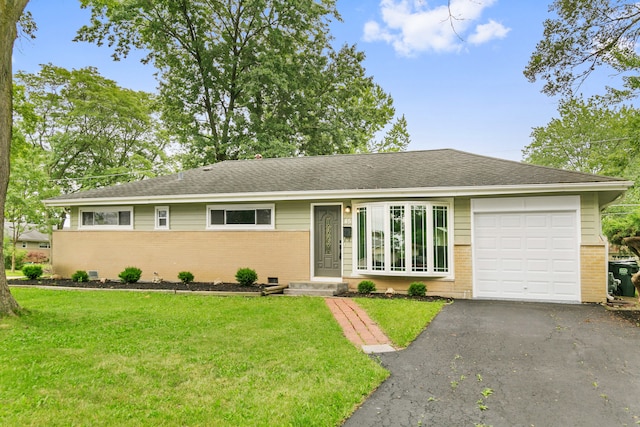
3 222 51 260
44 149 632 303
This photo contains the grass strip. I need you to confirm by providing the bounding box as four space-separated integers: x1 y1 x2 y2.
354 298 447 347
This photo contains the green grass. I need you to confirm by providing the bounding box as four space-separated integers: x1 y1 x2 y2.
4 269 23 278
1 289 390 426
354 298 447 347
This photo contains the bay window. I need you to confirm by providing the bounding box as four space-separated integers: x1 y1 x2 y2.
355 202 451 276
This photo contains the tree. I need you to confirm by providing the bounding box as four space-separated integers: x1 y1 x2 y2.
76 0 396 167
1 0 30 316
369 115 411 153
523 97 640 176
524 0 640 99
14 64 169 197
5 146 59 271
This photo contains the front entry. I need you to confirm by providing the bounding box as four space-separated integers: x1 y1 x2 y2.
314 205 341 278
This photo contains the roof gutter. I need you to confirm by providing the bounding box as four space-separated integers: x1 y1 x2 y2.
43 181 634 207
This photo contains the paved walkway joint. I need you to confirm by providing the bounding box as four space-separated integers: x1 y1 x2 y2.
325 298 395 353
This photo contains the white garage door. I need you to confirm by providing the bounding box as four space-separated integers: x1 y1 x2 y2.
472 197 580 302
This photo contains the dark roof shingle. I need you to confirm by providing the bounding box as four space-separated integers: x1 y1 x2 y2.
48 149 628 201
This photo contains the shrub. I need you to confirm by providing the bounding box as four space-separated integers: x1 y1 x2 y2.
71 270 89 283
4 249 26 270
25 251 49 264
119 266 142 283
22 264 43 280
236 267 258 286
408 281 427 297
178 271 195 284
357 280 376 294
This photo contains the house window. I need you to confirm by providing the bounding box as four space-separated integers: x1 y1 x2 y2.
207 204 274 229
79 207 133 229
355 202 451 276
20 242 27 248
38 242 51 249
155 206 170 230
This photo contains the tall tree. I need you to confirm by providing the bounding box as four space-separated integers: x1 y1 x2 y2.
0 0 30 316
524 0 640 99
14 64 169 196
76 0 395 167
524 97 640 177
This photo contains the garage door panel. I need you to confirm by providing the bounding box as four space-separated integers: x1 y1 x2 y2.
473 207 579 302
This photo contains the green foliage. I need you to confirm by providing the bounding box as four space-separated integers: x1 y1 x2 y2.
118 266 142 284
77 0 396 166
602 209 640 246
235 268 258 287
369 115 411 153
357 280 376 294
524 98 640 176
408 282 427 297
22 264 43 280
71 270 90 283
14 64 169 195
524 0 640 99
177 271 194 284
3 238 26 270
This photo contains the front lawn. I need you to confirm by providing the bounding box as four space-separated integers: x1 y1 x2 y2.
0 289 443 426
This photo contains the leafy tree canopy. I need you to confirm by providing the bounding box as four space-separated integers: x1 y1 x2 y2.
14 64 169 194
525 0 640 100
76 0 397 167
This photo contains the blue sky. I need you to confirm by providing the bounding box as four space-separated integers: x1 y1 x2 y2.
12 0 609 161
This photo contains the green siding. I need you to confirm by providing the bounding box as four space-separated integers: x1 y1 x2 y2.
454 197 471 245
580 193 602 244
275 201 310 230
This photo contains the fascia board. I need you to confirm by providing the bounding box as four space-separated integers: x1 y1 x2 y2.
44 181 634 207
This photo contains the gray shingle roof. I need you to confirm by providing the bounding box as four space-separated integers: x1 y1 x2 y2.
47 149 629 202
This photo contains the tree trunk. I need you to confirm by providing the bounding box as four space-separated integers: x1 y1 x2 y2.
0 0 30 316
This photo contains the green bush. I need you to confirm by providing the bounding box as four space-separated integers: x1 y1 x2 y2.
119 266 142 283
178 271 195 284
71 270 89 283
357 280 376 294
408 282 427 297
4 249 26 270
22 264 43 280
235 267 258 286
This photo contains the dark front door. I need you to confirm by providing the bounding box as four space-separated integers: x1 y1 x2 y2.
314 205 341 277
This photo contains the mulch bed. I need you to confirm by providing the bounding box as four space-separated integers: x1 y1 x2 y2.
8 278 266 293
8 279 640 326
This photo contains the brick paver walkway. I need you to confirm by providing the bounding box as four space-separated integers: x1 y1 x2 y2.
325 298 395 353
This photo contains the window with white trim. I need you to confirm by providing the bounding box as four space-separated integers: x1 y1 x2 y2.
38 242 51 249
155 206 170 230
79 207 133 230
355 202 451 276
206 204 274 229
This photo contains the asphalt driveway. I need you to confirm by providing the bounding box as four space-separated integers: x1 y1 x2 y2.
344 300 640 427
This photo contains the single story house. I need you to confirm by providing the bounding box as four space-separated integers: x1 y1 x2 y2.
44 149 632 303
3 222 51 260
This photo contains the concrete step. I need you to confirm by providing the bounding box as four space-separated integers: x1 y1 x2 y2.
284 288 338 297
285 282 348 296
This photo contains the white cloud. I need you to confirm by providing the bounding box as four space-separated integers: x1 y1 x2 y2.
469 19 510 45
364 0 511 56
